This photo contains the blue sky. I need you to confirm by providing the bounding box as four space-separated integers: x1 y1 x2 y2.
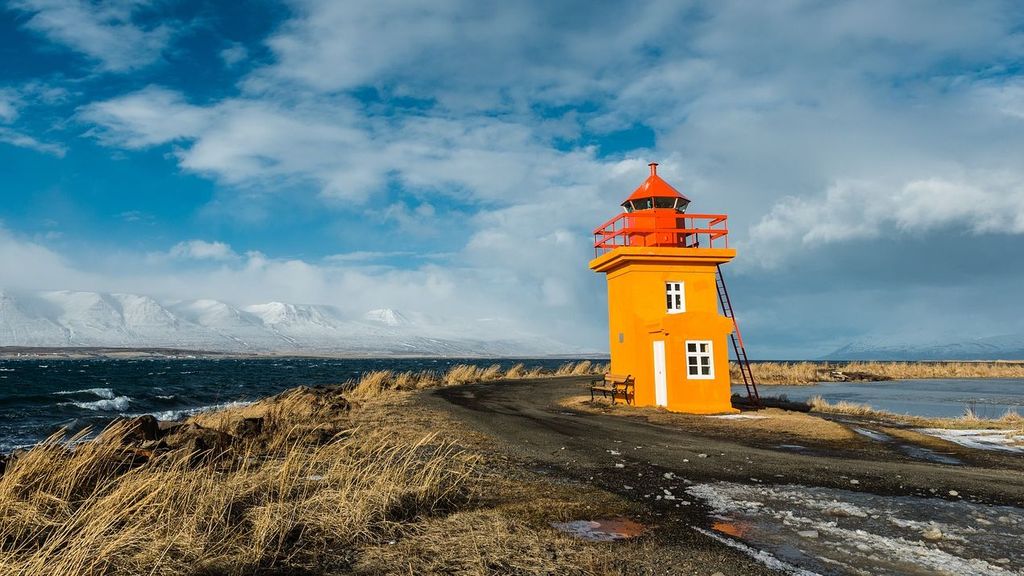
2 0 1024 357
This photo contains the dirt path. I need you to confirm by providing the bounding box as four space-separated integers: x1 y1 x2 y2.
423 376 1024 573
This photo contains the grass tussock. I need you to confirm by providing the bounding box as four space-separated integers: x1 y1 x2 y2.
807 394 1024 431
0 358 623 575
0 415 477 575
347 361 608 400
733 361 1024 385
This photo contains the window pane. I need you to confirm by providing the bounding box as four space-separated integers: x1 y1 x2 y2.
666 294 672 309
701 357 710 367
689 366 699 375
700 343 708 353
687 343 696 352
701 366 710 375
688 357 698 366
655 197 675 209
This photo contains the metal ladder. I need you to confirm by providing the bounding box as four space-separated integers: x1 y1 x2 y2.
715 265 760 405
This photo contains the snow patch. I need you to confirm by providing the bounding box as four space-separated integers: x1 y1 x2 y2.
687 481 1024 575
917 428 1024 453
709 414 768 420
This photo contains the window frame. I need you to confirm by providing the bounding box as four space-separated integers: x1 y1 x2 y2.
685 340 715 380
665 281 685 314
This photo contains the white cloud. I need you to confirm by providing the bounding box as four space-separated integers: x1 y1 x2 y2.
10 0 174 72
169 240 237 261
745 174 1024 268
0 89 19 122
79 86 212 148
60 1 1024 353
219 42 248 67
0 127 66 157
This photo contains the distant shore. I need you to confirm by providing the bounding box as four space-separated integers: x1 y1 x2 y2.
0 346 609 361
735 360 1024 385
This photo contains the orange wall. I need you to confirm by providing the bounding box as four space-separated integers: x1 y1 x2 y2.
591 247 737 414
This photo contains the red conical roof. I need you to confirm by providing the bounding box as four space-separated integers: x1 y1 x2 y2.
621 163 690 206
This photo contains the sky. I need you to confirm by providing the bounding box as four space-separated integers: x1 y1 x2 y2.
1 0 1024 358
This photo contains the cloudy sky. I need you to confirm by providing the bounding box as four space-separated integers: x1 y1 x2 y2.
2 0 1023 358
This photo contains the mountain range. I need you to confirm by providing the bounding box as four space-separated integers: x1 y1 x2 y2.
823 334 1024 361
0 289 586 357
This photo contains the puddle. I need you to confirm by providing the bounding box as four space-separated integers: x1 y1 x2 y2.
550 518 646 542
688 482 1024 575
851 426 962 465
851 427 891 442
896 444 962 465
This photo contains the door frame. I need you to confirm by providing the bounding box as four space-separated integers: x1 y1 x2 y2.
652 340 667 407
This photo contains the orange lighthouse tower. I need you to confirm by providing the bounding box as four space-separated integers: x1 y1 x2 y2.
590 163 754 414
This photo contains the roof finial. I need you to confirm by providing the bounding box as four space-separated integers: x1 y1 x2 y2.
648 162 658 176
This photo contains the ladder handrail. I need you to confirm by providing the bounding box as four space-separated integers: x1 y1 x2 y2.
715 265 760 405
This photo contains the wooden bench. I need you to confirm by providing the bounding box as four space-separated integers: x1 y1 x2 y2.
590 373 635 405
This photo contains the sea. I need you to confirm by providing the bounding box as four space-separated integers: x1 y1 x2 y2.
736 378 1024 419
0 357 578 453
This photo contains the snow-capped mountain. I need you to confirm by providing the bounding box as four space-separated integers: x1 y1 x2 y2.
824 333 1024 360
0 289 585 356
363 308 411 326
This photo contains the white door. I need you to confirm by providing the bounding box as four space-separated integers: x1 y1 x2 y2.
653 340 667 407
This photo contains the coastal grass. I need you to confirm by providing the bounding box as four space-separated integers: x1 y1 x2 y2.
806 394 1024 431
0 359 621 575
0 425 476 575
732 361 1024 385
348 360 607 399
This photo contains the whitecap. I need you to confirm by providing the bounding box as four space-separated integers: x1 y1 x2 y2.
53 388 116 399
143 400 254 422
63 396 132 412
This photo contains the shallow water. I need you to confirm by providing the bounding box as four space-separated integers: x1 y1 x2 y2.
689 481 1024 575
738 378 1024 418
0 357 578 452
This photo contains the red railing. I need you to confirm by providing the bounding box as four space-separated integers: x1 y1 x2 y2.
593 212 729 257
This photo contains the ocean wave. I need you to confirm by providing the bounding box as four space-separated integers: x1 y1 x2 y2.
53 388 116 399
145 400 254 422
62 396 132 412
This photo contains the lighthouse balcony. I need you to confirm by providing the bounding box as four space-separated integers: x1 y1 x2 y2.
592 211 729 257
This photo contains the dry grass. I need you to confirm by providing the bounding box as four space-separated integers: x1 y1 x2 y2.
0 359 635 575
733 361 1024 385
0 417 476 575
347 361 608 400
807 394 1024 431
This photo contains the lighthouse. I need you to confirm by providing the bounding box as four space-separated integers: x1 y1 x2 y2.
590 163 753 414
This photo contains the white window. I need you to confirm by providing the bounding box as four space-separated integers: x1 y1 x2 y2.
686 340 714 379
665 281 685 314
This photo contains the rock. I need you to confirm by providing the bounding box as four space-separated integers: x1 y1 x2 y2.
797 530 819 539
124 415 161 442
922 528 942 541
711 572 726 576
698 453 708 458
231 417 264 438
849 479 860 485
663 472 675 479
856 543 871 552
614 463 625 468
948 490 959 497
